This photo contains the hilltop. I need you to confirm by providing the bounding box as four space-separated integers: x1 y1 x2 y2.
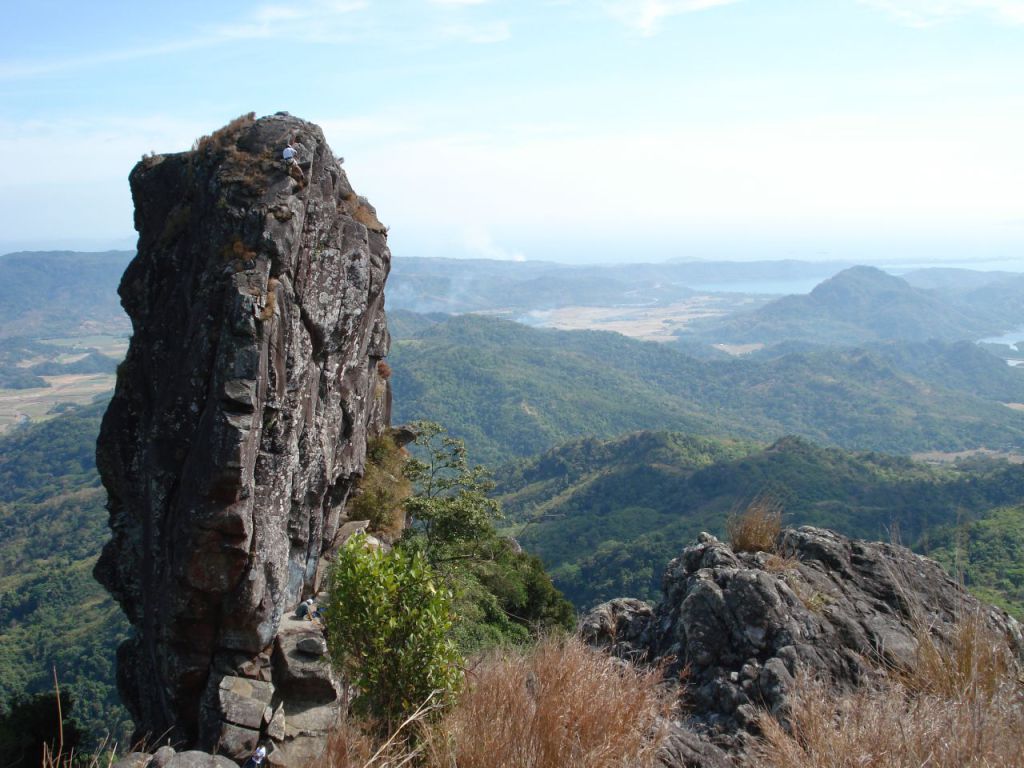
685 265 1016 346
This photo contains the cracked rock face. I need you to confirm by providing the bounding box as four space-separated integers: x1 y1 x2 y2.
95 113 391 753
582 526 1024 764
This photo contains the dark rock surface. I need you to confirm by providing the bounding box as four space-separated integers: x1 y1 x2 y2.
585 526 1024 765
94 112 391 758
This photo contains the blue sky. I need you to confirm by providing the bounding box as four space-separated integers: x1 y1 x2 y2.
2 0 1023 265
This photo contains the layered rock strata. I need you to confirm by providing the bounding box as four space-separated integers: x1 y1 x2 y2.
583 526 1024 763
95 112 391 759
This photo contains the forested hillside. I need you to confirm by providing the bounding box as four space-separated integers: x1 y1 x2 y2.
494 431 1024 612
0 402 130 743
0 251 132 339
390 313 1024 465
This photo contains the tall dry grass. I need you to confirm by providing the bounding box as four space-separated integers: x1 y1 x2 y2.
757 612 1024 768
317 636 672 768
423 636 671 768
727 496 783 554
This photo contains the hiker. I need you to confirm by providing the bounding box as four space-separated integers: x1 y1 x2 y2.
295 597 315 620
242 745 267 767
283 141 306 185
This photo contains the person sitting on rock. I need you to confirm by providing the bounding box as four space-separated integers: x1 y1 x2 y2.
242 745 267 767
295 597 315 620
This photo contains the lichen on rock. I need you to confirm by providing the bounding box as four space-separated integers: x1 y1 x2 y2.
94 112 392 759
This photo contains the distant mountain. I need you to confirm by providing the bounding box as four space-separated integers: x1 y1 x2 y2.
389 313 1024 465
493 430 1024 610
901 267 1018 294
684 266 1015 346
387 256 854 315
0 251 132 338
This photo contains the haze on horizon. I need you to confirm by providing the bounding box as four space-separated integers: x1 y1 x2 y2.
2 0 1023 268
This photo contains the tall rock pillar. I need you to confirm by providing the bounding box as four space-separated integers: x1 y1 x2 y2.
95 113 391 756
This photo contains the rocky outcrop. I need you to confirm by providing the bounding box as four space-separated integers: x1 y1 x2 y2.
94 112 391 759
583 526 1024 763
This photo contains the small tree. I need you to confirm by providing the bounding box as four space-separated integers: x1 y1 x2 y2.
403 421 500 561
323 535 463 728
400 422 576 650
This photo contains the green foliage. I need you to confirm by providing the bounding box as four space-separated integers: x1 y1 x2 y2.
928 505 1024 620
400 422 576 651
494 430 1024 612
0 692 82 768
683 266 1016 346
323 535 462 726
390 313 1024 466
404 421 501 558
0 402 131 746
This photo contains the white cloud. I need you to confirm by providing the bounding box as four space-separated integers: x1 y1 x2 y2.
430 0 491 5
461 225 526 260
343 114 1024 261
0 1 369 80
604 0 740 36
439 20 511 43
860 0 1024 26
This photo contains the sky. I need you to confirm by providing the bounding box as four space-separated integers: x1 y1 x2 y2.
1 0 1023 266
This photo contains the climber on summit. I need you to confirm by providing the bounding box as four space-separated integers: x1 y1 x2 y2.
283 141 305 186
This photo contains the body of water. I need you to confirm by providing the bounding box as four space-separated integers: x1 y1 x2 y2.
978 325 1024 367
979 326 1024 348
687 278 825 295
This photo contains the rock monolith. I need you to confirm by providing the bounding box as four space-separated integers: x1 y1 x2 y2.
95 112 391 759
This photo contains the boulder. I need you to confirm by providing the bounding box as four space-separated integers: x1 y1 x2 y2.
296 636 327 656
148 746 177 768
164 752 238 768
584 526 1024 762
273 617 340 699
111 754 151 768
218 676 274 730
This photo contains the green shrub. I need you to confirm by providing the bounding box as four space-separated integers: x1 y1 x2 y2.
323 535 463 728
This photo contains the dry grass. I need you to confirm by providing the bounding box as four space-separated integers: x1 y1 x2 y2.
757 613 1024 768
422 636 672 768
727 496 783 554
192 112 256 152
902 610 1016 702
317 637 672 768
350 435 412 535
259 278 279 322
